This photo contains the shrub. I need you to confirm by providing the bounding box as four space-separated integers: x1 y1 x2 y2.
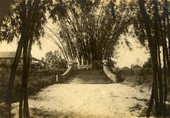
0 69 10 102
114 67 153 86
115 69 126 82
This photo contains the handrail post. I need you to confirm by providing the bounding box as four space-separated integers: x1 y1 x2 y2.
102 60 117 83
103 60 108 66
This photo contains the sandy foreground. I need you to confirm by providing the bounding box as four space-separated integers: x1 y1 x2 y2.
12 83 151 118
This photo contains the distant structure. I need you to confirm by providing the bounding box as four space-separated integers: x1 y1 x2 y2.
31 57 45 69
0 51 42 69
0 51 23 69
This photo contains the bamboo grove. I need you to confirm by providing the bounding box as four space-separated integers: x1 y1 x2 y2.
135 0 170 116
0 0 170 117
48 0 134 69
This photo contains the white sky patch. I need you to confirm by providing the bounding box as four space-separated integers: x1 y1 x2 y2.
0 37 58 60
114 36 150 68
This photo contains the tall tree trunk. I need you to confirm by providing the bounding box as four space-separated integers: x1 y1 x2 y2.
146 82 154 117
151 48 159 115
6 39 23 117
23 42 30 118
19 68 24 118
138 0 159 115
162 3 168 114
23 38 33 118
153 0 164 115
163 41 167 115
164 0 170 93
164 0 170 55
157 46 163 115
19 39 30 118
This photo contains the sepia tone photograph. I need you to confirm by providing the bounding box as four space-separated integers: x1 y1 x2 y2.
0 0 170 117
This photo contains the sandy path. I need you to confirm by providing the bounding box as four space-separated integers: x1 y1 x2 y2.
12 83 151 118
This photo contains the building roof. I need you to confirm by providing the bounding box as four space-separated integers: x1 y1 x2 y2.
0 51 23 58
32 57 41 61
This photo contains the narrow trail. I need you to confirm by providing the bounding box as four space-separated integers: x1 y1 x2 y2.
12 83 151 118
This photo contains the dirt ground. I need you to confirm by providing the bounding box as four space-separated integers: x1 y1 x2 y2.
11 83 151 118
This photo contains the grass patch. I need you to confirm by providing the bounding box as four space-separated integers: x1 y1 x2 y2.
0 69 64 103
114 68 153 87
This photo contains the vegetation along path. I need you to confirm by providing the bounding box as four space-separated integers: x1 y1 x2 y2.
12 82 151 118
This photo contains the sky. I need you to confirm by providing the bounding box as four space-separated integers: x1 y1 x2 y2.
114 36 150 68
